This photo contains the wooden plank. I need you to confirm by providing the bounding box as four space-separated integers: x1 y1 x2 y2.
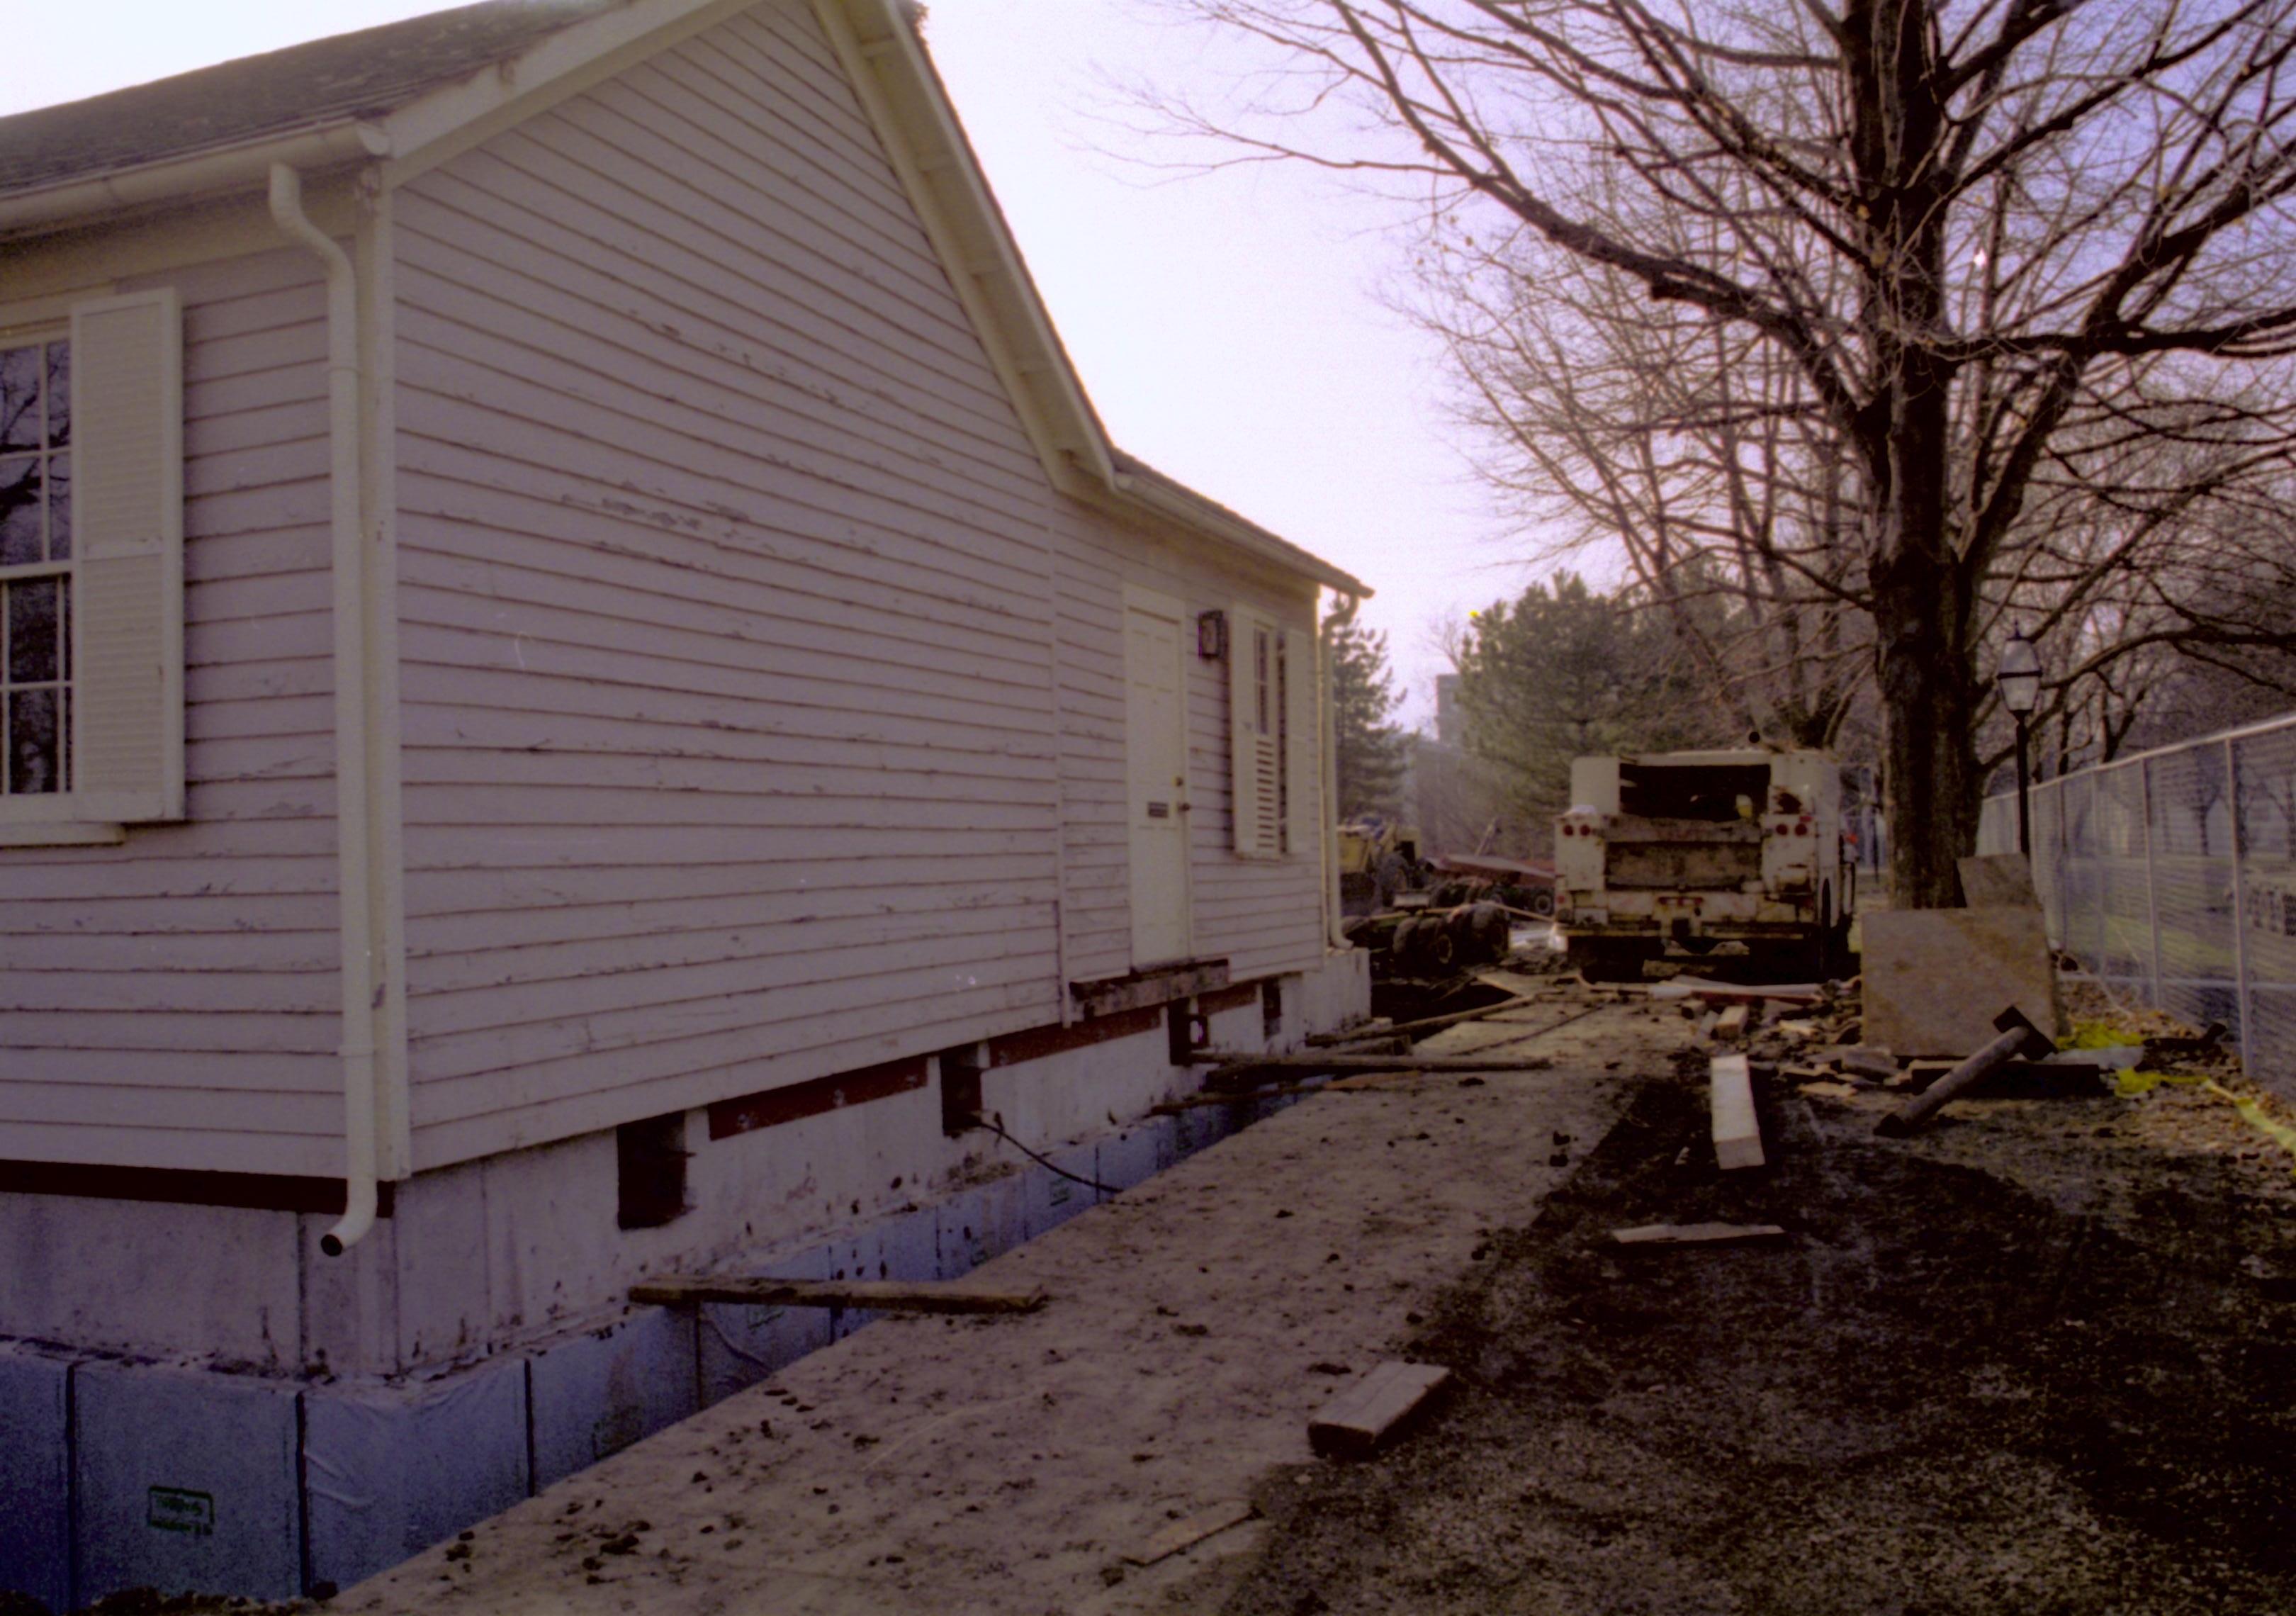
630 1276 1046 1315
1710 1053 1765 1170
1308 1361 1453 1459
1712 1003 1751 1042
1122 1499 1259 1566
1208 1053 1579 1082
1305 994 1534 1047
1610 1222 1786 1249
1069 960 1231 1019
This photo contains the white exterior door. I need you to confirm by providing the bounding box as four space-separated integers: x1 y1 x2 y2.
1123 588 1193 967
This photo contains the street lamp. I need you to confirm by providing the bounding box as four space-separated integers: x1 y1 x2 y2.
1997 627 2043 856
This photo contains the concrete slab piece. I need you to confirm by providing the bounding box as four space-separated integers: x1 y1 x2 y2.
528 1308 698 1491
73 1359 303 1604
0 1345 74 1612
305 1355 529 1594
1959 853 2042 909
1863 907 2064 1059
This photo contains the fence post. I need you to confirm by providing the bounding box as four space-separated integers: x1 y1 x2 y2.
2142 756 2164 1006
2229 736 2254 1058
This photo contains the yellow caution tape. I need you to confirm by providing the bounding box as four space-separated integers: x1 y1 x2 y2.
2113 1070 2205 1096
2202 1079 2296 1165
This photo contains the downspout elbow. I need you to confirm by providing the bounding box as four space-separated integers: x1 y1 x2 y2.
272 163 378 1257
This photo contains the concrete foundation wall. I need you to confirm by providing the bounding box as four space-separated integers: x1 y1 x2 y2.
0 956 1367 1605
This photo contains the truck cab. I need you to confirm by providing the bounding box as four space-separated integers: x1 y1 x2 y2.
1555 748 1856 981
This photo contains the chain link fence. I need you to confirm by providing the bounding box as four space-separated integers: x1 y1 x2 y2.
1978 714 2296 1101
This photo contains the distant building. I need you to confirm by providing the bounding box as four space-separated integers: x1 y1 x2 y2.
1435 672 1465 746
1407 677 1541 858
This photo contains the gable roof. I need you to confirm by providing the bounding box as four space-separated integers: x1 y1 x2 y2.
0 0 1368 597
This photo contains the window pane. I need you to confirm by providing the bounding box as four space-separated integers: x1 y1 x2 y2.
9 577 60 683
9 687 61 795
0 456 39 566
0 347 39 451
44 343 67 449
46 452 67 560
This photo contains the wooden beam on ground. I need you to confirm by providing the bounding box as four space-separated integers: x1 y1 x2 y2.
1208 1050 1591 1083
1306 994 1536 1048
1652 978 1825 1006
1610 1222 1786 1249
1309 1361 1453 1459
1123 1500 1260 1566
631 1276 1047 1315
1712 1003 1751 1042
1710 1053 1765 1170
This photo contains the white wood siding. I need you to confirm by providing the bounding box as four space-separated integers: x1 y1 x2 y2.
390 1 1073 1167
0 0 1336 1179
1049 503 1327 987
0 250 342 1173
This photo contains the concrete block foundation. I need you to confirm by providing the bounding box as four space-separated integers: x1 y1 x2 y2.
304 1357 531 1594
1 955 1370 1605
72 1360 303 1605
0 1345 72 1613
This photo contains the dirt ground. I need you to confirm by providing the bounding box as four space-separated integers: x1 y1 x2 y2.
1227 995 2296 1615
52 972 2296 1616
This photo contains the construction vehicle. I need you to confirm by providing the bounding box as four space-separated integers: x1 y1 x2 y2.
1554 748 1857 982
1336 816 1430 918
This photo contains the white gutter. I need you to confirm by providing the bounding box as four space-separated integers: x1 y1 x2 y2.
270 163 380 1257
1110 471 1368 598
0 124 389 240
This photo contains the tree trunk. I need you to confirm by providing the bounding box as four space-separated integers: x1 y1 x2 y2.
1869 363 1979 909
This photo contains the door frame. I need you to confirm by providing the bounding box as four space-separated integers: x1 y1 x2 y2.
1122 583 1195 967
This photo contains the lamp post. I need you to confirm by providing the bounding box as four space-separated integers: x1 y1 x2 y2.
1997 627 2042 856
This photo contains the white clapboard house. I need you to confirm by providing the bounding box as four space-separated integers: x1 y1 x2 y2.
0 0 1371 1603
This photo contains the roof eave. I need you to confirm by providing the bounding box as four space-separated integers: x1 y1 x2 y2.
0 120 389 240
1112 469 1371 597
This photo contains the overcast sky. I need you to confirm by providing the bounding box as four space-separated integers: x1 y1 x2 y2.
1 0 1556 726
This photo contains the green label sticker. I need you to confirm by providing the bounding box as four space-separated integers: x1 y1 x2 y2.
147 1487 214 1537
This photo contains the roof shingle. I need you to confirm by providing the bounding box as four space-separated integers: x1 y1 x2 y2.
0 0 614 198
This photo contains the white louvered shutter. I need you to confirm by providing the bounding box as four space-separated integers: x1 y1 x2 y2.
69 289 184 823
1229 603 1261 855
1283 627 1316 859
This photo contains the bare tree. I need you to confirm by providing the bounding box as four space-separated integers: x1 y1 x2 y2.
1150 0 2296 905
1421 240 1872 749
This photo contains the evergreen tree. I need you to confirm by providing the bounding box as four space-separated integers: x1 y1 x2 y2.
1323 597 1409 820
1452 573 1731 823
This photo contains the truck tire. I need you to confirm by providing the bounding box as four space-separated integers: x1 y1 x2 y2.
1529 888 1555 919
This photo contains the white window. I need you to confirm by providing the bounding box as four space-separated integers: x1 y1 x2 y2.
0 290 184 844
1229 605 1317 860
0 338 71 797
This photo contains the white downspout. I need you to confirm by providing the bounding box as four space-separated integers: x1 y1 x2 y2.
270 164 379 1257
1322 595 1349 950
